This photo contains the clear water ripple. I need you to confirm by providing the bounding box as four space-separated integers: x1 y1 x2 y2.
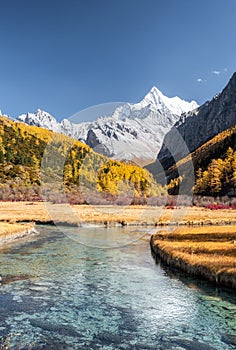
0 225 235 349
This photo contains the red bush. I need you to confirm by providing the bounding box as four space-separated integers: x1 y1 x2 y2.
206 203 236 210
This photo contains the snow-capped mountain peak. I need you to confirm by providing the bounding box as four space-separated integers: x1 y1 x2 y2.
16 87 198 165
143 86 198 116
18 109 62 133
143 86 165 106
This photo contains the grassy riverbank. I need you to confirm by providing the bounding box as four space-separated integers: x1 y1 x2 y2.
0 222 35 244
1 201 236 226
151 226 236 288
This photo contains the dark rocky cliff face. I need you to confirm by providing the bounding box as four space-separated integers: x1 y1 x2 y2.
156 72 236 170
86 129 112 157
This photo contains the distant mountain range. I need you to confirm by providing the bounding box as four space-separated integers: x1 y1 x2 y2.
1 73 236 198
16 87 198 166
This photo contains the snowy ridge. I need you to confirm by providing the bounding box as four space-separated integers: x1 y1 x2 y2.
17 87 198 165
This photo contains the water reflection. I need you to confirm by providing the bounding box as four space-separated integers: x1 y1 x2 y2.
152 250 236 304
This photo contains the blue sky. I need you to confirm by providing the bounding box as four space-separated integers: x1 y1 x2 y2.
0 0 236 121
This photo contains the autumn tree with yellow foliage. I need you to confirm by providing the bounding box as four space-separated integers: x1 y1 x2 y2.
194 147 236 196
0 115 164 203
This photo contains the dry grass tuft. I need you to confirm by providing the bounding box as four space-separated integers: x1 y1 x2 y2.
0 222 35 242
151 226 236 288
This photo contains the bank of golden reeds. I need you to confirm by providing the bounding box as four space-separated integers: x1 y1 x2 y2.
151 226 236 288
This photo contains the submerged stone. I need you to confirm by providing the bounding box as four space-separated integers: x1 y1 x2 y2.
221 333 236 346
168 338 217 350
30 319 82 338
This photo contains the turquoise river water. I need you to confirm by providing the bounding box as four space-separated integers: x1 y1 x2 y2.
0 225 236 349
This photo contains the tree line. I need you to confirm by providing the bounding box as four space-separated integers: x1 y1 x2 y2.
0 116 164 203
